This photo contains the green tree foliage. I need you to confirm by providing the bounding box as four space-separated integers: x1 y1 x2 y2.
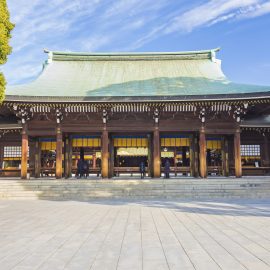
0 0 14 102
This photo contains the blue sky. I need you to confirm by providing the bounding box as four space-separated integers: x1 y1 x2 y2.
2 0 270 86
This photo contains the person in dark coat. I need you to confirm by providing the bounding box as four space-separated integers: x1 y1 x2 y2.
140 161 145 179
83 160 89 178
77 158 84 178
164 159 170 179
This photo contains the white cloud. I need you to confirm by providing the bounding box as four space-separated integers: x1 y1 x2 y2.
164 0 259 33
124 25 167 51
103 0 142 18
103 0 167 19
127 0 270 50
237 1 270 18
3 56 43 85
3 0 270 84
4 0 168 83
121 19 146 31
8 0 102 52
80 35 112 51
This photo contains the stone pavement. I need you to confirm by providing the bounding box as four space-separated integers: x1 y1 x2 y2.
0 199 270 270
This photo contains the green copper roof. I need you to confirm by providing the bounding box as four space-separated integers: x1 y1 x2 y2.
5 48 270 100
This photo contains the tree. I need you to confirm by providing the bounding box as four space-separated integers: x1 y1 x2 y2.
0 0 14 102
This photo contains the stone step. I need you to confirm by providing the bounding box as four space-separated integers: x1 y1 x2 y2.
0 178 270 200
15 185 264 189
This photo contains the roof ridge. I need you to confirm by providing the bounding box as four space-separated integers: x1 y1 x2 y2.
43 48 220 61
44 47 220 57
44 48 220 55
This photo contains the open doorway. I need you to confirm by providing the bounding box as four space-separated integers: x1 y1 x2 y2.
113 136 149 177
40 138 56 177
206 138 222 176
71 136 101 177
160 135 191 177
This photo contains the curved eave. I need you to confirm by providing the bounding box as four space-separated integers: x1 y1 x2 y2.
241 124 270 128
4 91 270 103
0 123 22 130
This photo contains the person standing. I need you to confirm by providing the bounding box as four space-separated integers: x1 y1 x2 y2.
77 158 84 178
140 161 145 179
164 159 170 179
83 160 89 178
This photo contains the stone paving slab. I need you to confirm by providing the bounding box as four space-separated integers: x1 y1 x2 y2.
0 199 269 270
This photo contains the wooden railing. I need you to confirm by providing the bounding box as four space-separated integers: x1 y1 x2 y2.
0 168 21 177
230 166 270 176
161 166 191 176
207 166 222 176
114 167 148 177
0 168 34 177
71 167 101 176
40 167 55 177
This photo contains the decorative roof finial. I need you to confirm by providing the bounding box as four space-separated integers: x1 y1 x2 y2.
211 50 216 62
44 49 53 64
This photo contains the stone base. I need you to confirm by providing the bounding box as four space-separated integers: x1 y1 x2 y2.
0 177 270 200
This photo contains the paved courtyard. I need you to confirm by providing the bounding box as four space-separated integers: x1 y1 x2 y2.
0 199 270 270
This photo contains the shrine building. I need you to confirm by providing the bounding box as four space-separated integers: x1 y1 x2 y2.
1 48 270 179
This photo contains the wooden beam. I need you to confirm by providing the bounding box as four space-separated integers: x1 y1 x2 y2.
153 126 161 178
199 126 207 178
21 124 28 179
234 128 242 178
101 127 109 178
55 125 63 179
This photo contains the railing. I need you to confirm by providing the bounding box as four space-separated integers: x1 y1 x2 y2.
0 168 34 177
72 167 101 177
0 168 21 177
40 167 55 177
207 166 222 176
114 167 148 177
230 166 270 176
161 166 190 176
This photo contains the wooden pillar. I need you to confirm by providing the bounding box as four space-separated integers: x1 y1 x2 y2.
93 153 96 169
199 126 207 178
174 147 177 176
34 139 41 178
68 137 73 177
147 134 152 177
21 124 28 179
55 125 63 179
263 135 270 167
0 143 4 170
190 136 194 177
101 127 109 178
234 129 242 178
29 141 35 177
222 137 229 177
64 135 72 178
153 126 161 178
190 135 199 177
109 135 114 178
228 137 234 174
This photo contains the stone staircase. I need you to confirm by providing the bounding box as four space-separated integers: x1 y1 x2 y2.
0 177 270 200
